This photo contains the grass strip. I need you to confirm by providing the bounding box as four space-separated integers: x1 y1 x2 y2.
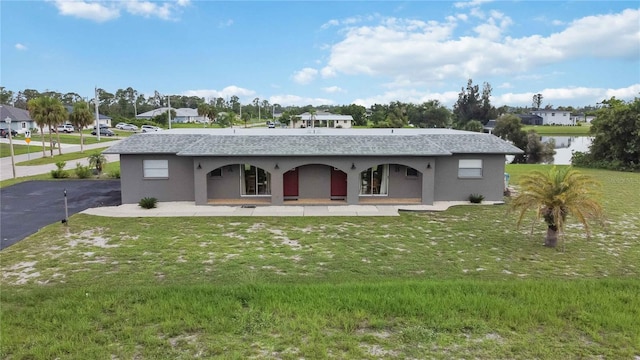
16 147 109 166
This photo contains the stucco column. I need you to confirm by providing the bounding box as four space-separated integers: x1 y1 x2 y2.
421 160 435 205
270 168 284 205
194 160 208 205
347 168 360 205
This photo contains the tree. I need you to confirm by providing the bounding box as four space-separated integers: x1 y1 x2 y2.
407 100 451 128
453 79 495 127
27 96 67 157
587 97 640 170
493 115 555 164
197 103 210 124
532 93 543 110
69 101 93 152
463 120 484 132
88 153 108 175
510 166 604 249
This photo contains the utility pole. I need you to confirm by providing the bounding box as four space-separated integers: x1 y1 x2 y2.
94 87 100 141
167 96 172 129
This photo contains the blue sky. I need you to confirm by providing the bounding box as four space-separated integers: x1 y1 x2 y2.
2 0 639 108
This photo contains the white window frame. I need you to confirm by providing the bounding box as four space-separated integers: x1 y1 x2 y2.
143 160 169 179
458 159 483 178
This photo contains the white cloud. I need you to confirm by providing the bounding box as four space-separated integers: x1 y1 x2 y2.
454 0 493 9
269 94 334 107
218 19 234 28
495 84 640 107
15 43 27 51
52 0 190 22
53 0 120 22
182 86 255 101
320 8 639 88
292 68 318 84
322 86 345 94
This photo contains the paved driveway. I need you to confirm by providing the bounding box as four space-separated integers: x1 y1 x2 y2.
0 180 121 250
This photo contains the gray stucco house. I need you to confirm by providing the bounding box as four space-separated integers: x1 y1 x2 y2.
104 128 523 206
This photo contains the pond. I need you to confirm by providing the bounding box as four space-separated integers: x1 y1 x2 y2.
506 136 593 165
543 136 593 165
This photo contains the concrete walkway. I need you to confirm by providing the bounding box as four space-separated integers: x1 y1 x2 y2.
0 138 120 181
82 200 505 217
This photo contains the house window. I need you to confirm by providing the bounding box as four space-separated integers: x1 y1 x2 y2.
458 159 482 178
552 113 555 116
143 160 168 178
241 164 270 196
360 164 389 195
406 167 418 177
210 167 223 177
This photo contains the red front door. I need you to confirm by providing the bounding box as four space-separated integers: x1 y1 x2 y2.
330 168 347 197
283 168 299 197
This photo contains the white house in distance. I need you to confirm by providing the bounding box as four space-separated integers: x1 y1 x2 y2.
0 104 37 134
136 107 206 123
291 111 353 129
530 109 574 125
571 113 596 124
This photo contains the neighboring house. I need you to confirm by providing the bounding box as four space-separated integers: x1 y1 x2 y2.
136 107 206 123
571 113 596 124
104 128 523 206
291 111 353 129
0 104 36 134
62 105 112 129
483 119 497 134
529 109 574 125
517 114 544 125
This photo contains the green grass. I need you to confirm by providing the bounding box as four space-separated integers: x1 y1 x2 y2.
15 147 109 166
1 166 639 359
0 161 121 188
0 143 52 158
53 133 119 144
522 125 591 135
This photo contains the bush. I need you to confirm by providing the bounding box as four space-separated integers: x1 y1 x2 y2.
138 197 158 209
50 161 69 179
74 162 92 179
108 168 120 179
469 193 484 203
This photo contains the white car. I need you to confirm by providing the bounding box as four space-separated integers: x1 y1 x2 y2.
141 125 161 133
115 122 127 129
57 124 75 133
120 124 138 131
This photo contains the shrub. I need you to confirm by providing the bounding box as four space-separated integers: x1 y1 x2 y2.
108 168 121 179
74 162 92 179
469 193 484 203
51 161 69 179
139 197 158 209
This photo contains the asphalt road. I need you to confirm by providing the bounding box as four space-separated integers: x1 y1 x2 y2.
0 180 121 250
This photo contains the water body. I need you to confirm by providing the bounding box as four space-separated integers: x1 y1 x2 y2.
543 136 593 165
506 136 593 165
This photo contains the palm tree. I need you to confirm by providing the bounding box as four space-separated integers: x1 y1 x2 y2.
69 101 93 152
27 97 48 157
510 166 604 250
197 103 209 126
88 153 108 176
27 96 67 157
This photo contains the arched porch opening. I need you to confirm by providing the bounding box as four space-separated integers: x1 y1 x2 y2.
206 163 272 205
358 163 423 204
282 163 347 204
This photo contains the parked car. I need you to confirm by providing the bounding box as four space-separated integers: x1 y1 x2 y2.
91 128 115 136
267 121 276 128
0 128 18 138
57 124 75 133
141 125 161 133
93 124 110 129
115 122 127 129
120 124 138 131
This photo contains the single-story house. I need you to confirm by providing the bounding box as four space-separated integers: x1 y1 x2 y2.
529 109 574 125
0 104 36 134
136 107 206 123
104 128 523 206
291 111 353 129
483 120 497 134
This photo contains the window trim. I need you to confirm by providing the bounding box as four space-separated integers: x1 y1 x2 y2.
143 159 169 179
458 159 483 179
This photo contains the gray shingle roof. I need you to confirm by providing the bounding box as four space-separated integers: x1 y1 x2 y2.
104 129 523 156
